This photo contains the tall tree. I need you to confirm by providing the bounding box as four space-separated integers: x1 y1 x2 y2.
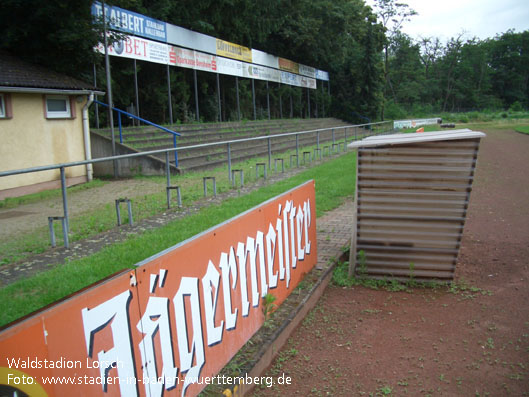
370 0 417 119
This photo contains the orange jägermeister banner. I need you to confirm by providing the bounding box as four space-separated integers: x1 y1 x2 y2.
0 181 317 396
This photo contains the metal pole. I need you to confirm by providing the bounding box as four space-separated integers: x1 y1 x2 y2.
299 89 302 118
279 82 283 119
166 65 173 125
315 84 318 118
165 152 171 208
134 59 140 122
227 143 232 181
102 2 117 177
327 80 330 96
216 73 222 122
235 76 241 121
60 167 69 233
307 88 311 118
321 81 324 117
290 93 293 118
268 137 272 170
193 69 199 121
93 63 99 129
296 134 299 167
266 81 270 120
252 79 256 120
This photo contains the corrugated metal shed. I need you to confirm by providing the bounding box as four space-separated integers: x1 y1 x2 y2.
347 129 485 282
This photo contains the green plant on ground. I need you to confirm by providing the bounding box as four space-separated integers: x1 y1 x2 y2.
263 293 277 325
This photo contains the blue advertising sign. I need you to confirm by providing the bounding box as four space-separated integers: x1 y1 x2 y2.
91 1 166 42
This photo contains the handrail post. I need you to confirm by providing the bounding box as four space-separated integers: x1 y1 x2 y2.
118 111 123 144
173 135 178 167
227 143 232 181
268 137 272 170
296 134 299 167
165 152 171 207
344 127 347 151
60 167 69 233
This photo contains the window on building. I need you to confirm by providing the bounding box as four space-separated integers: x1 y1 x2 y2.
45 95 71 118
0 93 12 119
0 94 5 118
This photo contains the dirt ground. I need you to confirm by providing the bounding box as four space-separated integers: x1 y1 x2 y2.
252 128 529 396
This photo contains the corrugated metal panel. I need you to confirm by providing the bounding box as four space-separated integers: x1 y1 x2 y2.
349 131 484 282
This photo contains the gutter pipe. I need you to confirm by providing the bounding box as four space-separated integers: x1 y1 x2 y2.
82 93 95 181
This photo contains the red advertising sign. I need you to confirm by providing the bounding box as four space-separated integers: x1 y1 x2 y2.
0 181 317 396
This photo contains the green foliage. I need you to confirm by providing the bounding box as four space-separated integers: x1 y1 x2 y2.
263 293 277 323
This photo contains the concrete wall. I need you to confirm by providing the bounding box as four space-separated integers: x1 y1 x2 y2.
90 132 178 177
0 93 88 196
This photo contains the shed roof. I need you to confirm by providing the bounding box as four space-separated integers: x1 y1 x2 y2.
0 52 103 94
348 129 485 149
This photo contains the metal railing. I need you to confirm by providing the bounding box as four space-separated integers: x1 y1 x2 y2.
0 120 393 247
95 100 181 166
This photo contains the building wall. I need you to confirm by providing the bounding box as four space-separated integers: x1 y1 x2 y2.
0 93 88 197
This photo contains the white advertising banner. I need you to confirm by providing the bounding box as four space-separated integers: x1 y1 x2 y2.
280 71 301 87
316 69 329 81
301 76 317 89
299 64 316 79
96 35 169 65
217 56 244 77
393 118 442 129
99 35 316 89
251 49 279 69
244 63 280 83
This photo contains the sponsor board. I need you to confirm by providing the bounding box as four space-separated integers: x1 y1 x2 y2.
91 1 166 42
91 2 329 82
216 39 252 63
278 58 299 74
0 182 317 397
394 118 442 129
96 35 169 65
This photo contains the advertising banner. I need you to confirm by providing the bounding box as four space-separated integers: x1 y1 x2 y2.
280 71 301 87
301 76 317 89
216 39 252 63
166 24 216 55
244 63 280 83
251 49 279 69
96 35 169 65
0 181 318 397
298 64 316 79
91 2 329 82
278 58 299 74
393 118 441 129
316 69 329 81
217 57 244 78
91 1 167 42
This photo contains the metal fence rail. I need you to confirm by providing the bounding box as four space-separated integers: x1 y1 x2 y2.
0 120 393 247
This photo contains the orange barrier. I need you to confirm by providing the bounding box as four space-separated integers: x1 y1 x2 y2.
0 181 317 396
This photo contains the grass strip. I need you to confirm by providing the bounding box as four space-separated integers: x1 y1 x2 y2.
515 126 529 135
0 152 356 327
